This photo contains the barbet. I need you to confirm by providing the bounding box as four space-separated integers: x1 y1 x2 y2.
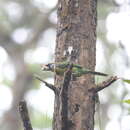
42 61 108 77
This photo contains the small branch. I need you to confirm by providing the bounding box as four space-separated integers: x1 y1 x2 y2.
61 63 73 130
18 100 33 130
34 75 58 94
94 76 118 92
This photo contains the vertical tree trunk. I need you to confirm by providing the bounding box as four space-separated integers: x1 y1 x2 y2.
54 0 97 130
1 48 33 130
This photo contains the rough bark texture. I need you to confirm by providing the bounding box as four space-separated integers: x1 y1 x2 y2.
54 0 97 130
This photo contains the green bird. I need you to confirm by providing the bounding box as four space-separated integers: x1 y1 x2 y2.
42 62 108 77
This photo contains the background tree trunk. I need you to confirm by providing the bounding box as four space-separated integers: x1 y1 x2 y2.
0 46 33 130
0 5 56 130
54 0 97 130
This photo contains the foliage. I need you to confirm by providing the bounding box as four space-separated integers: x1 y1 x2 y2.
123 79 130 84
122 79 130 104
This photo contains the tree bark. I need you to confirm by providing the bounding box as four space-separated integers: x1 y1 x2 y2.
54 0 97 130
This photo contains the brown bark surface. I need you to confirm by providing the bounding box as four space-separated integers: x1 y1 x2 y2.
54 0 97 130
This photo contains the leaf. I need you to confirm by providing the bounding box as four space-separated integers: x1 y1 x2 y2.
123 99 130 104
122 79 130 84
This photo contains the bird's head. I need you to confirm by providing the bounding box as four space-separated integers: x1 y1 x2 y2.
41 63 55 71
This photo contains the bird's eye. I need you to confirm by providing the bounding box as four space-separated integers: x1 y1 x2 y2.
47 64 54 69
47 64 51 68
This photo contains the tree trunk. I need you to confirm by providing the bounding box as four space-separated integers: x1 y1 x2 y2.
54 0 97 130
1 47 33 130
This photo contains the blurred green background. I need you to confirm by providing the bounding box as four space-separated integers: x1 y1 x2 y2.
0 0 130 130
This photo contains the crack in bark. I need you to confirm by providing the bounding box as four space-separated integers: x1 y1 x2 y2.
74 104 80 112
60 63 73 130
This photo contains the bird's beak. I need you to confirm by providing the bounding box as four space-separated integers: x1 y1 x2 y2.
41 64 50 71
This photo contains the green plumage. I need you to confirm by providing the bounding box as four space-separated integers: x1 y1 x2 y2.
42 61 108 77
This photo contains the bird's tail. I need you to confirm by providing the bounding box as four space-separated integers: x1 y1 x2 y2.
88 71 108 76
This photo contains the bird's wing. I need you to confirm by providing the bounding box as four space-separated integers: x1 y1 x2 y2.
55 62 83 69
56 62 69 69
73 64 82 69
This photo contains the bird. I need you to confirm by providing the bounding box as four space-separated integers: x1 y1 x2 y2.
41 61 108 77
